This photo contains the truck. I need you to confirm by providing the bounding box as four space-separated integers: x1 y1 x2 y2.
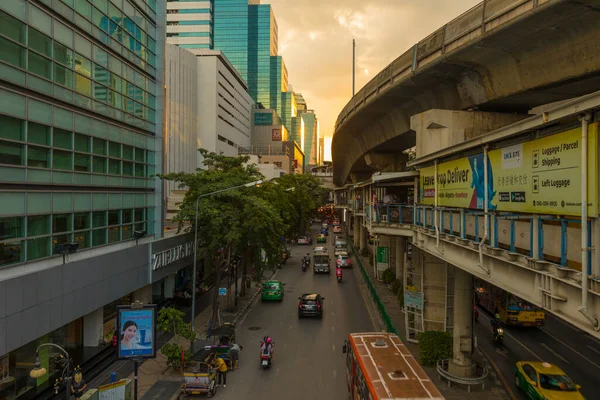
313 251 330 274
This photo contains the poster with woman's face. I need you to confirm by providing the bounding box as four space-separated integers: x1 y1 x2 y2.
117 306 156 359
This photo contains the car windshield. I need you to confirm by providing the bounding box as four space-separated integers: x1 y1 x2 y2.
339 256 348 261
264 283 279 290
539 373 577 391
303 300 317 305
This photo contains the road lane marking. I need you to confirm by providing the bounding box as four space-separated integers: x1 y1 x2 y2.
495 348 509 359
332 311 335 316
288 324 292 330
480 346 518 400
332 344 336 352
332 326 335 333
480 313 543 361
540 327 600 370
333 369 337 379
540 343 570 364
587 345 600 356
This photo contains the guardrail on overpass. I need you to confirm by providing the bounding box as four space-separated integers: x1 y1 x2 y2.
335 0 552 130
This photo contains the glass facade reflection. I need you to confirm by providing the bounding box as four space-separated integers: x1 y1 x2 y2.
214 0 250 80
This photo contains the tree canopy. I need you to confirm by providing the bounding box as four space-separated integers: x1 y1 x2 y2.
161 150 327 275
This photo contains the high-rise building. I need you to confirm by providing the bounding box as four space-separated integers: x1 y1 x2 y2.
248 4 277 106
166 0 213 51
301 111 317 165
0 0 175 395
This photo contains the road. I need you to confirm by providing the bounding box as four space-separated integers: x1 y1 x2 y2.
212 225 374 399
476 308 600 398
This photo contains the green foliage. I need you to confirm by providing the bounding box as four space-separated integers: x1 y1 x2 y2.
157 308 196 366
160 151 327 276
381 269 395 284
161 343 192 367
391 279 402 294
417 331 453 367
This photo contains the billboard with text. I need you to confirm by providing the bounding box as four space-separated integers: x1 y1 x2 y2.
419 123 598 216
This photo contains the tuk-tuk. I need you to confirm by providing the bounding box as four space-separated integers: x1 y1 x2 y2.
181 347 217 397
317 234 327 243
281 246 291 263
209 323 236 369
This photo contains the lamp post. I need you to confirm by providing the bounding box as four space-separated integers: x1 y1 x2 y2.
190 179 263 352
30 343 76 400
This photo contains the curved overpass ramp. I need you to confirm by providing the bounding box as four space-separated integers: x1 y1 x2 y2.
332 0 600 186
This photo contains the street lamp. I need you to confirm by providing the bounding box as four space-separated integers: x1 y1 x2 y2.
190 179 263 351
30 343 78 400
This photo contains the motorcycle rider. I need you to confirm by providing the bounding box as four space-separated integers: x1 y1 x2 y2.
490 313 501 336
302 253 310 269
260 336 274 361
336 265 343 280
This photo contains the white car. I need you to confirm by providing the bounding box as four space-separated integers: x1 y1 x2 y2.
336 254 352 268
313 246 327 253
297 236 312 245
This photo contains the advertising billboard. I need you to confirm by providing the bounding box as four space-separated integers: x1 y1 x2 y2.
254 112 273 125
117 305 157 360
419 123 598 216
272 128 282 141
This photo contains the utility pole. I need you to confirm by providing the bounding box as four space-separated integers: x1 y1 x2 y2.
352 39 356 96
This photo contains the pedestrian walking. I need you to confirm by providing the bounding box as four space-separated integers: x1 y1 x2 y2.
214 356 228 387
230 343 243 370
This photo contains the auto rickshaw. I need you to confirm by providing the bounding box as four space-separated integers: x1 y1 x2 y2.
209 323 236 369
181 347 217 397
281 246 291 264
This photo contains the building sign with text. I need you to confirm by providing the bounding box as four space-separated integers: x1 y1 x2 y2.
254 112 273 125
152 241 194 271
419 123 598 216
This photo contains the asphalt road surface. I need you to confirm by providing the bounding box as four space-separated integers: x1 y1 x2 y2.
476 308 600 399
212 225 374 399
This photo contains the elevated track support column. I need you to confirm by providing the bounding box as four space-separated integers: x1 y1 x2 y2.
395 236 406 280
353 215 360 248
448 268 475 377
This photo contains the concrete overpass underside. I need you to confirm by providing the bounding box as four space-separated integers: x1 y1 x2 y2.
332 0 600 186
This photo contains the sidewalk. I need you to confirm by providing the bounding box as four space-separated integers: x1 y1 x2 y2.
348 233 508 400
127 271 277 400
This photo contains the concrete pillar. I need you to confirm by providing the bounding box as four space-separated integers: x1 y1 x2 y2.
532 216 540 260
395 236 406 280
164 274 176 298
448 268 475 377
354 216 360 247
594 218 600 277
359 218 367 252
83 307 104 347
133 284 152 304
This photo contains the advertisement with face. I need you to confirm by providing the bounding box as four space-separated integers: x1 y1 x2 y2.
117 305 157 359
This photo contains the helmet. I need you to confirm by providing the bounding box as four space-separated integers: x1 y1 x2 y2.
266 337 272 343
495 313 500 320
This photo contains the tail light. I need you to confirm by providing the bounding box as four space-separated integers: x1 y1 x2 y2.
347 260 351 264
298 302 302 309
317 302 322 310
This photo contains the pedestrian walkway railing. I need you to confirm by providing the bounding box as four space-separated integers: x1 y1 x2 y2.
346 235 399 336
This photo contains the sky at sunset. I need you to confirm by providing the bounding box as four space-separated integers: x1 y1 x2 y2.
266 0 482 161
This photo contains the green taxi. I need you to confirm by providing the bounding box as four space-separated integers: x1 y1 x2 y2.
317 234 327 243
261 281 284 301
515 361 584 399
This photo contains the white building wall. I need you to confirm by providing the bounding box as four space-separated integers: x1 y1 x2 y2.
197 51 252 160
165 44 199 197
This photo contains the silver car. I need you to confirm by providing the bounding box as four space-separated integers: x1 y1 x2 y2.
336 253 352 268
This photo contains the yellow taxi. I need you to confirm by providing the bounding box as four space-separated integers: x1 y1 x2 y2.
515 361 584 399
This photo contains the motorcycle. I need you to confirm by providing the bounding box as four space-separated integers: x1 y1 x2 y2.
302 259 309 271
260 342 274 369
492 327 504 345
336 268 342 283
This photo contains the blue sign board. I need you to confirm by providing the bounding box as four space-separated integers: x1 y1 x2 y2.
254 112 273 125
219 287 227 296
117 305 157 359
404 291 424 310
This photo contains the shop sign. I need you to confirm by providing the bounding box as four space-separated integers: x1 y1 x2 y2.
419 123 599 216
404 291 424 310
254 112 273 125
272 128 282 141
152 241 194 271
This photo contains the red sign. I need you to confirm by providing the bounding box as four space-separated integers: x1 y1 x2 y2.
293 159 298 168
272 128 282 141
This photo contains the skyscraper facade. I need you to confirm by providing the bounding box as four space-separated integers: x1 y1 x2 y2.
301 111 317 165
248 4 277 106
166 0 213 51
0 0 168 395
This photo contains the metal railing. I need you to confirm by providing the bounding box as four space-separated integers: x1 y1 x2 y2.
346 234 399 336
335 0 546 130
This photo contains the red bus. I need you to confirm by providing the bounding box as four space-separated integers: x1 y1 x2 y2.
343 332 445 400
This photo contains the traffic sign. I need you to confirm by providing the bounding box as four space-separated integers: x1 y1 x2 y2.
218 287 227 296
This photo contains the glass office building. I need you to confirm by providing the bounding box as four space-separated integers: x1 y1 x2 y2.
0 0 165 397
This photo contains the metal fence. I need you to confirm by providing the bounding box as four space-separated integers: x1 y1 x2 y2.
346 234 399 336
